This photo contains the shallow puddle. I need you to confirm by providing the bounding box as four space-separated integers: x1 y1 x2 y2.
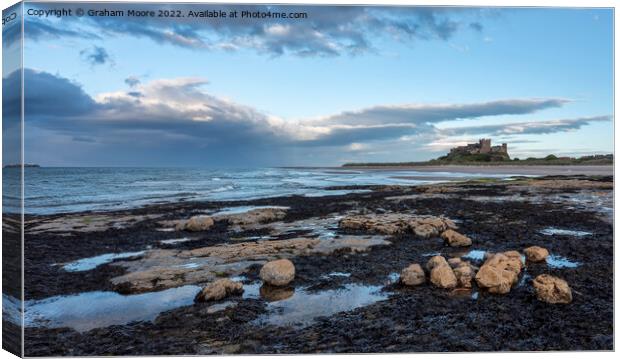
540 227 592 237
249 283 389 328
61 251 146 272
24 285 201 332
462 250 486 262
546 255 580 269
160 237 194 245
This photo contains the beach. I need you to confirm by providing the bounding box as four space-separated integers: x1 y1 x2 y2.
3 170 612 355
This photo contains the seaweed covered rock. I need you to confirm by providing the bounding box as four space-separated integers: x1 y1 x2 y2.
532 274 572 304
400 263 426 286
260 259 296 286
195 278 244 302
524 246 549 262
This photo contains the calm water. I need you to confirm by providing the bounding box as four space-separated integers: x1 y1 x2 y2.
3 167 512 215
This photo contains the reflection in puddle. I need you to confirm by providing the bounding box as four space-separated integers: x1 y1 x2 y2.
540 227 592 237
25 285 200 332
546 255 580 269
61 251 145 272
320 272 352 280
251 283 388 328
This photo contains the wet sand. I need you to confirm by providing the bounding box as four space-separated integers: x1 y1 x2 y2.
9 175 613 355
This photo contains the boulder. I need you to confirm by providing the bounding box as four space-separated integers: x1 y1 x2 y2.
259 259 295 286
195 279 244 302
453 264 475 288
448 257 464 268
426 255 449 271
532 274 572 304
441 229 472 247
400 263 426 286
475 251 523 294
430 264 458 289
414 224 439 239
184 215 215 232
524 246 550 262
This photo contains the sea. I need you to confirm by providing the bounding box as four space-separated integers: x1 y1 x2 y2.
2 167 516 215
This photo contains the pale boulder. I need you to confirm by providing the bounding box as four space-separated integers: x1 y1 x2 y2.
441 229 472 247
400 263 426 286
430 264 458 289
426 255 449 271
524 246 550 262
259 259 296 286
532 274 572 304
184 215 215 232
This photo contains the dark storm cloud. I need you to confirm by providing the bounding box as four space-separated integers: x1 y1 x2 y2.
80 46 111 66
22 4 489 56
19 69 598 166
440 116 611 136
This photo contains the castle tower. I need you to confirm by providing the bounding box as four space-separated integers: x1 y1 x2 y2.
479 138 491 154
501 143 508 154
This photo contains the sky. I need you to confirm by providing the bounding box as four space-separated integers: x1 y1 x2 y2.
2 2 614 167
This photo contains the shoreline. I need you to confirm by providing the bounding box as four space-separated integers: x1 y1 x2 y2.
327 165 613 176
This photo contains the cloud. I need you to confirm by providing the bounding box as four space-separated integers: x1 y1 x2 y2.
15 68 606 166
124 76 141 87
80 46 111 66
23 4 490 57
314 98 568 126
439 116 611 136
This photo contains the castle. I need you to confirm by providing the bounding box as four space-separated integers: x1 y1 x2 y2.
449 139 509 158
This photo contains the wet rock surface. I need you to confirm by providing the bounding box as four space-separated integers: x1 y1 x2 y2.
195 279 244 302
21 175 613 354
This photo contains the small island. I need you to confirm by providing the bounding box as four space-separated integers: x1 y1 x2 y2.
343 139 613 167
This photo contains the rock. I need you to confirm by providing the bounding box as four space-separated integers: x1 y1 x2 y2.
184 215 215 232
400 263 426 286
453 263 475 288
259 259 295 286
448 257 464 268
426 255 449 271
430 264 458 289
260 285 295 302
441 229 472 247
532 274 572 304
524 246 549 262
195 279 244 302
475 251 523 294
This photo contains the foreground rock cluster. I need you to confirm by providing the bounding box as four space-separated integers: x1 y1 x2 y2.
399 247 572 304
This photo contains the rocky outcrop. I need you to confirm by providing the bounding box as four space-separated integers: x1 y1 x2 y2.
524 246 549 262
475 252 524 294
339 213 457 238
452 262 476 288
400 263 426 286
194 279 244 302
532 274 572 304
441 229 472 247
217 208 288 230
260 259 296 286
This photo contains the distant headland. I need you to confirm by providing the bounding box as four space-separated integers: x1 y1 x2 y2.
342 139 613 167
3 164 40 168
